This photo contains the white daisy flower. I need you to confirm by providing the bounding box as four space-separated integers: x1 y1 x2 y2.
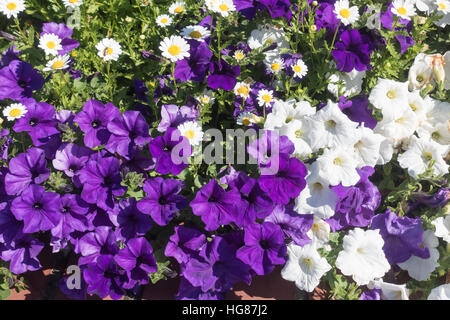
211 0 236 17
398 230 440 281
234 50 246 62
236 112 255 126
335 228 391 286
96 38 122 62
257 89 274 107
316 146 360 187
177 121 204 146
196 90 215 105
368 279 410 300
428 284 450 300
159 35 190 62
168 1 186 15
156 14 173 27
2 103 27 121
397 135 449 179
436 0 450 14
352 126 386 168
43 55 71 72
391 0 417 20
234 82 251 100
62 0 83 9
281 244 331 293
264 55 284 75
368 78 410 118
292 59 308 79
0 0 25 18
327 69 366 97
181 25 211 41
432 215 450 243
38 33 63 56
334 0 360 25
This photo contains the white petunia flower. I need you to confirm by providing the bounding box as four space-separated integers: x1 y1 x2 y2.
374 106 418 144
307 216 331 249
335 228 391 286
398 231 440 281
408 53 434 90
2 103 27 121
211 0 236 17
168 1 186 15
181 25 211 41
156 14 173 27
96 38 122 62
0 0 25 18
392 0 417 20
334 0 360 25
159 35 190 62
43 55 70 72
177 121 204 146
368 279 410 300
247 25 290 56
291 59 308 79
279 119 313 157
432 215 450 243
257 89 274 108
407 91 433 124
398 135 449 179
62 0 83 9
428 284 450 300
369 78 410 118
376 138 395 165
327 69 366 97
264 99 313 130
281 244 331 292
38 33 63 56
352 126 386 168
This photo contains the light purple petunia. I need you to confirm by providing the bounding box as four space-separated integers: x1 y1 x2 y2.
157 104 199 133
52 143 92 180
78 226 120 266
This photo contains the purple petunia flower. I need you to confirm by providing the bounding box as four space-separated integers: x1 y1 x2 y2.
59 276 88 300
78 226 120 266
0 60 44 101
234 0 261 20
109 198 152 241
340 94 378 129
105 110 151 160
360 288 382 300
149 128 192 176
0 201 23 243
0 234 44 274
332 29 372 72
236 222 286 275
52 143 92 179
83 254 126 300
258 154 307 205
0 129 13 162
74 99 121 148
409 188 449 212
41 22 80 55
183 236 252 292
175 40 213 82
265 205 313 246
327 166 381 231
175 277 225 300
0 45 21 68
114 237 157 288
11 184 62 233
370 210 430 265
207 59 240 91
157 104 199 133
78 156 126 211
190 179 242 231
259 0 292 21
165 226 207 265
137 177 187 226
5 147 50 196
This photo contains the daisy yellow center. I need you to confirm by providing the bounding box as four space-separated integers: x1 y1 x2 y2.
189 30 202 39
69 0 79 3
397 7 407 15
293 65 302 73
237 86 249 96
333 157 343 166
242 117 251 126
236 52 244 60
271 63 281 71
6 2 16 10
52 60 65 69
168 45 181 56
174 6 184 13
439 3 446 10
339 8 351 19
9 108 21 117
161 18 168 24
47 41 56 49
202 97 210 103
262 94 272 103
105 47 113 55
184 130 195 140
386 90 396 99
219 4 229 11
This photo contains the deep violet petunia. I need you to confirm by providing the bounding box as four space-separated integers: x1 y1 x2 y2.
74 99 121 148
83 254 126 300
0 129 13 162
148 128 192 175
259 0 292 21
5 147 50 196
327 166 381 232
182 236 252 292
105 110 151 160
370 210 430 265
11 184 62 234
114 237 157 288
341 94 378 130
0 201 23 243
207 59 240 91
13 99 60 147
78 156 126 211
52 143 92 179
190 179 242 231
157 104 199 133
408 188 449 212
257 154 307 205
265 204 313 246
332 29 372 72
59 276 88 300
0 45 21 68
236 221 287 275
78 226 120 266
360 288 382 300
41 22 80 55
0 60 44 101
0 234 44 274
109 198 152 241
174 40 213 82
175 277 225 300
137 177 187 226
165 226 207 265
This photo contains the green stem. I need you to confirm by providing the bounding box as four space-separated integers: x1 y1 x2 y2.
171 62 177 92
14 17 26 40
217 18 221 61
327 21 341 60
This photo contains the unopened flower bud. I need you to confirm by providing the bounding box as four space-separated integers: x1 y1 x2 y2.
310 25 317 32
